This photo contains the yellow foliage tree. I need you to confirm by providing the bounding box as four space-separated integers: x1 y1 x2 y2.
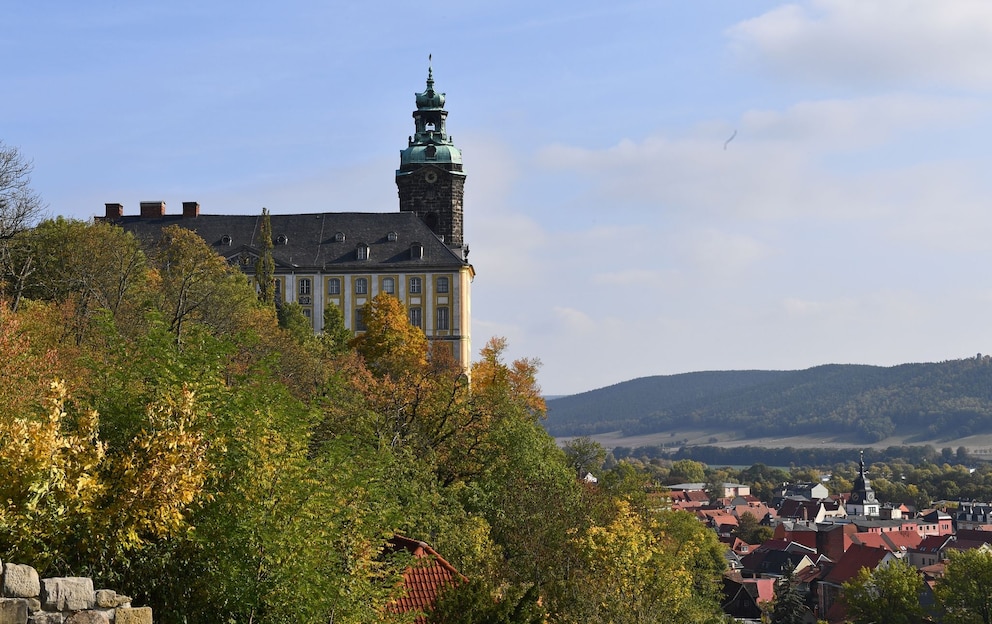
106 387 211 550
572 500 711 624
0 380 105 568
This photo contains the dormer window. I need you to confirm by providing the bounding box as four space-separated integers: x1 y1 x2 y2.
426 145 437 159
410 243 423 259
387 231 398 242
334 232 346 243
221 234 233 246
276 234 289 245
357 244 370 261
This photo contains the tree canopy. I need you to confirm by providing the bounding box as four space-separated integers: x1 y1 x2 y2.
0 216 730 623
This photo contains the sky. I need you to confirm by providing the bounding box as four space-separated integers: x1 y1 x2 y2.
5 1 992 396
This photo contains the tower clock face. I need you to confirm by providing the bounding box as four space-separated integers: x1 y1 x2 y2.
851 493 860 503
424 170 438 184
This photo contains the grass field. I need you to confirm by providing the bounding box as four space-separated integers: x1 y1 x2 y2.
562 428 992 458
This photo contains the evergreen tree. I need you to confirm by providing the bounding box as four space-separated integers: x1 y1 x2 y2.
770 565 807 624
254 207 275 307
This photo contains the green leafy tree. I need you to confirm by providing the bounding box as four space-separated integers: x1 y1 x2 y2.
669 459 706 484
277 301 312 344
936 548 992 624
151 225 257 344
733 511 767 545
319 302 352 355
843 557 925 624
255 207 275 307
563 436 606 478
430 578 545 624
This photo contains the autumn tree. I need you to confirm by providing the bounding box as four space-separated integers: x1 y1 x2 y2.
936 548 992 624
255 207 275 307
7 218 147 335
471 336 545 419
843 557 925 624
0 380 104 570
570 500 723 623
352 293 428 377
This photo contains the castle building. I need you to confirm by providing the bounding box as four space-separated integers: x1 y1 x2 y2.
100 68 474 365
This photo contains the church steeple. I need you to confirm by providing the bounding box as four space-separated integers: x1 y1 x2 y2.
397 61 466 251
848 450 880 517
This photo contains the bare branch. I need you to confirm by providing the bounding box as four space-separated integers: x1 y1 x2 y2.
0 141 46 240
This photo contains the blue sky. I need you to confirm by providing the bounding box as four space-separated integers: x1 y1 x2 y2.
6 1 992 395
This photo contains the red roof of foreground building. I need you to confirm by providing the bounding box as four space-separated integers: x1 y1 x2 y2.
387 535 467 623
823 544 891 586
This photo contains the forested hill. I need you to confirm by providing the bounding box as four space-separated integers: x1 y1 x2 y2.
544 357 992 442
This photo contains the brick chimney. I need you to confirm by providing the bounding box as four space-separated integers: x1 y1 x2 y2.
182 201 200 218
140 201 166 218
104 203 124 220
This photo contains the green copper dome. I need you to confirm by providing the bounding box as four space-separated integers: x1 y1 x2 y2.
415 67 446 110
399 66 463 170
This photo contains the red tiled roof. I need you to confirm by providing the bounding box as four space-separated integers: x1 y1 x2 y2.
915 534 954 553
749 578 776 604
387 535 466 623
849 530 922 553
823 544 890 585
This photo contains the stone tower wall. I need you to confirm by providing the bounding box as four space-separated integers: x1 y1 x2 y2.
397 171 465 249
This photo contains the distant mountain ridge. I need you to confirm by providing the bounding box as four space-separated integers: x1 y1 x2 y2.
544 357 992 442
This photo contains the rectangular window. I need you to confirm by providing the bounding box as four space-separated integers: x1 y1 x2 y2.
383 277 395 294
299 278 311 296
409 307 422 328
355 277 368 295
327 278 341 295
436 306 449 331
355 308 366 332
409 277 422 294
437 276 449 293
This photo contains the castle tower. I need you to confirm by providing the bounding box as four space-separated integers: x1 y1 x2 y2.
396 64 466 251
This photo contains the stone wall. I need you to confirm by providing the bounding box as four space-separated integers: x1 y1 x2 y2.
0 560 151 624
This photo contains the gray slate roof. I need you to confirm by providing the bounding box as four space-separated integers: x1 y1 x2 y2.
113 212 469 272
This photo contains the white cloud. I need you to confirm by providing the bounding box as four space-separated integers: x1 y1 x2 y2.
682 229 772 277
728 0 992 90
535 93 991 226
552 306 597 333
